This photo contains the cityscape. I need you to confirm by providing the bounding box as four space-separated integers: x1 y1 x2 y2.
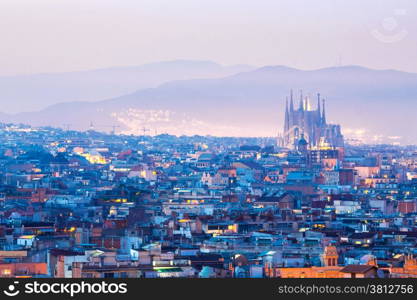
0 1 416 288
0 93 416 279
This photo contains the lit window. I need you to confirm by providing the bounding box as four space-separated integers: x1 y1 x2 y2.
3 269 11 275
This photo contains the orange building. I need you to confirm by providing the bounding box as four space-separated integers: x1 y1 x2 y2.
274 246 343 278
390 255 417 278
266 246 378 278
0 263 47 278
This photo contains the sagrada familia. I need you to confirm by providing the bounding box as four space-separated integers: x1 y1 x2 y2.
279 90 344 149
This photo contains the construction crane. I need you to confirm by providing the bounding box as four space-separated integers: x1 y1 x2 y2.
108 125 120 135
141 127 150 136
95 124 121 135
62 123 72 131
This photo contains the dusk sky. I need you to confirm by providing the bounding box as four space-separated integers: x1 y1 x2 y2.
0 0 416 76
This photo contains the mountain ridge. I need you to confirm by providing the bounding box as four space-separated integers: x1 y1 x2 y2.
1 64 416 144
0 60 255 113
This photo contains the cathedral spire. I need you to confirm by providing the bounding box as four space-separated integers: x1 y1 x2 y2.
322 98 326 124
284 97 290 132
317 93 321 115
305 96 311 111
299 90 304 111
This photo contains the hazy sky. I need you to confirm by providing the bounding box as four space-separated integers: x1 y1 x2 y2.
0 0 416 76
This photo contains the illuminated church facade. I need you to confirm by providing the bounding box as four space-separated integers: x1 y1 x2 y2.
279 90 344 150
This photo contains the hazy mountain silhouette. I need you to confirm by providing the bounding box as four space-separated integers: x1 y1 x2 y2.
2 65 417 144
0 60 254 113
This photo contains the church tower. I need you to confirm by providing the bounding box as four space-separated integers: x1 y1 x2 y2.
297 133 308 154
284 97 290 134
322 245 338 267
282 90 344 149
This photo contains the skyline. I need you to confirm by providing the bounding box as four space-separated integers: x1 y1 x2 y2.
0 0 415 145
0 62 415 145
0 0 416 76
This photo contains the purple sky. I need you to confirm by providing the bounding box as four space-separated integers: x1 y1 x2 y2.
0 0 416 76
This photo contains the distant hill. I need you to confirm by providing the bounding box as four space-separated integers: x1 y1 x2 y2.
2 65 417 144
0 60 254 113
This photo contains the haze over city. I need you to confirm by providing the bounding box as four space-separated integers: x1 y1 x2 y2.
0 0 416 144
